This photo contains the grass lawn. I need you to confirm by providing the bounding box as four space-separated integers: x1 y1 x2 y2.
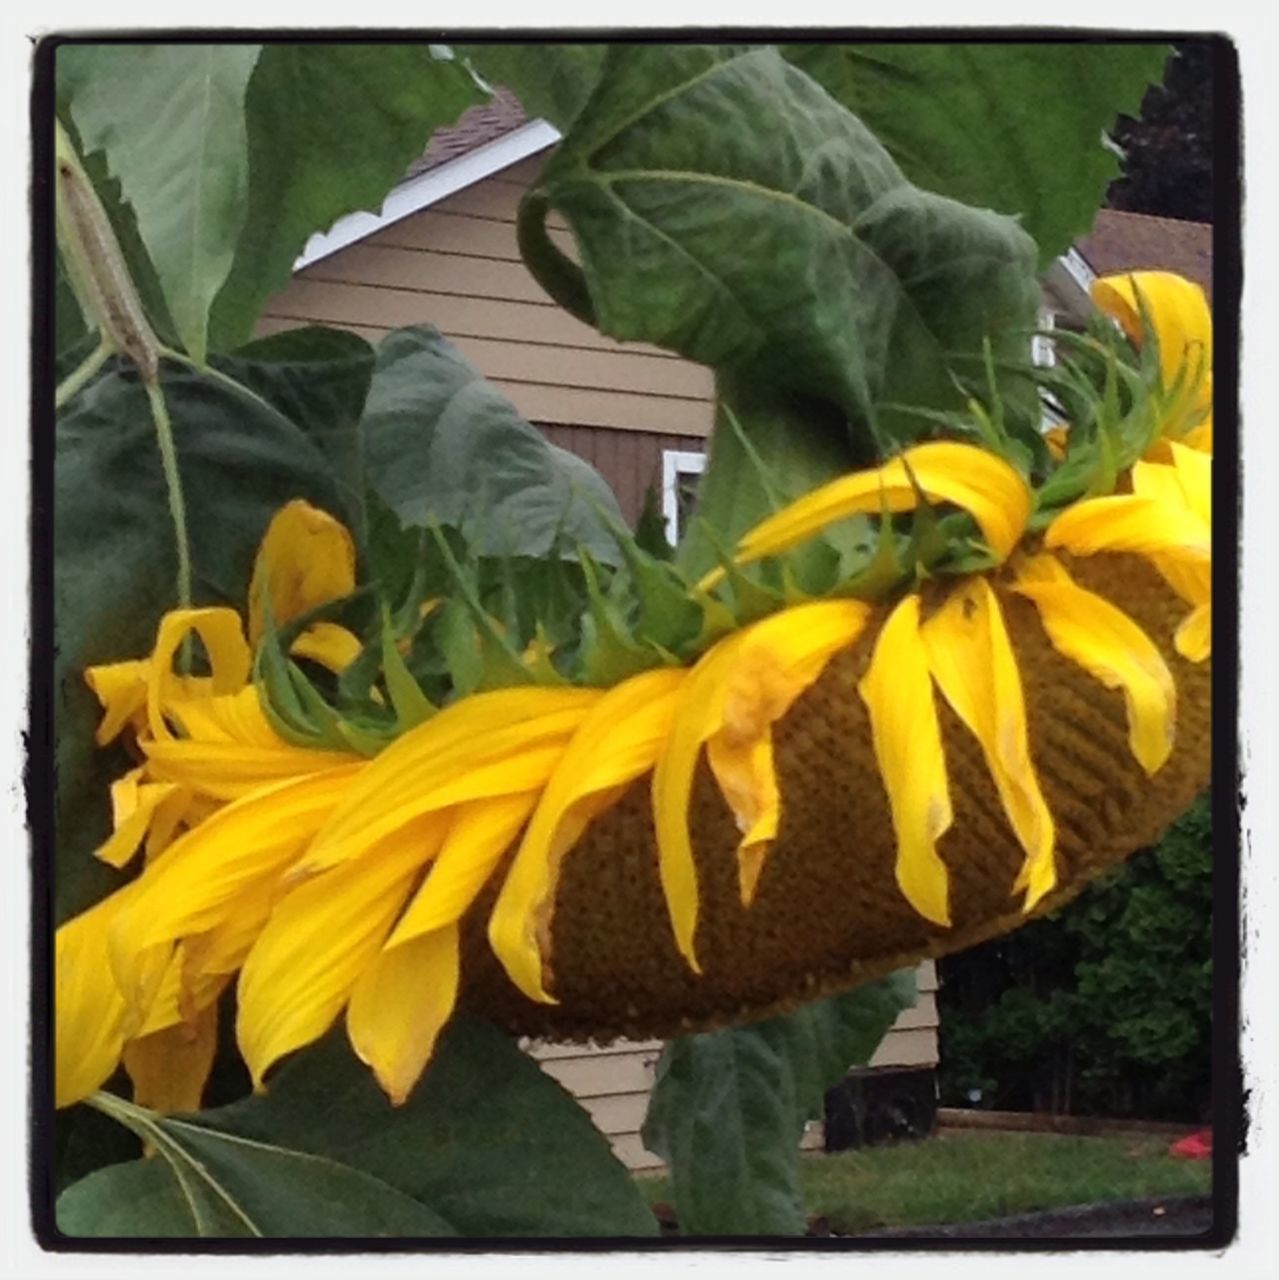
637 1130 1212 1234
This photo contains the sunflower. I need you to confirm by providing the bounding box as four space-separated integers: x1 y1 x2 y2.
55 271 1213 1113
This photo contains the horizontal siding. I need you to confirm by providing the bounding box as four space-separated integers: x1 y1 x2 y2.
526 963 938 1172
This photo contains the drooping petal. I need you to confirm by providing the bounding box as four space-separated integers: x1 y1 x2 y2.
346 924 461 1107
247 500 357 647
122 997 220 1114
84 659 152 745
1045 495 1210 564
300 688 601 874
289 620 364 676
95 770 181 869
236 813 450 1088
55 888 132 1108
718 442 1031 583
108 763 365 1023
858 595 953 927
705 731 778 907
921 579 1056 910
1175 602 1212 663
146 609 252 742
489 668 686 1002
393 792 543 950
1168 439 1212 526
1013 554 1176 776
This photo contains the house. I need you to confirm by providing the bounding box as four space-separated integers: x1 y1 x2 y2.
257 90 1210 1171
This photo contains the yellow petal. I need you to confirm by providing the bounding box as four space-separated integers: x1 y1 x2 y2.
108 764 365 1022
1168 439 1212 526
1013 554 1176 776
717 442 1031 584
123 998 220 1114
490 668 686 1002
347 924 461 1107
290 621 364 676
96 772 181 869
236 814 450 1087
55 888 132 1108
84 659 152 745
921 579 1056 911
147 609 252 742
1045 494 1209 564
708 601 872 905
858 595 952 927
1175 602 1212 663
145 786 198 862
301 688 601 873
391 792 542 949
248 500 357 647
1092 272 1212 420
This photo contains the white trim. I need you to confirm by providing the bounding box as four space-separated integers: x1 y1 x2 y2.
1031 307 1057 369
292 118 564 271
1061 245 1099 294
661 449 707 546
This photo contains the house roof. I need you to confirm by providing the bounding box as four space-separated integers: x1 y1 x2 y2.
404 87 529 179
1077 209 1213 301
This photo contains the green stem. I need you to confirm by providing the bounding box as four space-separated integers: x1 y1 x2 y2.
675 372 875 580
54 340 112 410
145 378 193 618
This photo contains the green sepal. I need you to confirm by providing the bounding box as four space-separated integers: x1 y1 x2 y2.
576 547 664 686
379 605 435 730
522 621 569 686
634 483 675 560
604 518 705 652
693 520 787 626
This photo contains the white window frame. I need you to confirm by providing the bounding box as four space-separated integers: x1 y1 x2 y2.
661 449 707 546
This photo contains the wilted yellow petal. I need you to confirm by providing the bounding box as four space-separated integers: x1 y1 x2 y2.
1176 602 1212 663
1092 272 1212 422
84 659 151 745
394 793 542 950
290 621 364 676
711 442 1030 588
248 500 357 647
921 579 1056 911
654 600 871 968
123 998 220 1114
146 609 252 742
490 668 686 1002
1045 495 1209 564
1013 554 1176 775
108 763 365 1022
96 771 181 869
705 732 778 908
347 924 461 1107
859 595 952 927
237 813 450 1088
1168 440 1211 526
301 688 600 873
55 888 132 1108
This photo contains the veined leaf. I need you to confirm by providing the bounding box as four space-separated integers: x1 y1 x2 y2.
523 45 1041 446
460 42 605 130
642 972 917 1236
59 44 262 365
783 42 1170 267
210 45 487 349
362 326 627 565
58 1020 658 1238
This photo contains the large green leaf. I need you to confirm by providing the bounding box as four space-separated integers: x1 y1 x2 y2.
521 45 1041 448
59 44 262 365
362 326 626 564
58 1020 658 1239
783 42 1170 267
208 45 486 351
642 972 917 1236
460 42 606 128
54 354 363 923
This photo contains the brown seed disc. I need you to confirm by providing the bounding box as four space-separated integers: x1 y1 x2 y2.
458 552 1211 1042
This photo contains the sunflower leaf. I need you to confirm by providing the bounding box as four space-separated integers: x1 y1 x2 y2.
59 1020 657 1238
642 971 917 1236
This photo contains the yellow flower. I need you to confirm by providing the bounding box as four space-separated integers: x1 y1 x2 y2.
56 281 1213 1113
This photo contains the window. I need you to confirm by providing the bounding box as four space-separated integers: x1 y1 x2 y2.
661 449 706 545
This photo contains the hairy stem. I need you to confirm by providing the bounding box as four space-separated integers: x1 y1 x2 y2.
54 340 112 410
145 378 193 617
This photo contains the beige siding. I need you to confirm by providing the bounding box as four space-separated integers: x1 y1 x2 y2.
259 153 715 439
527 961 939 1173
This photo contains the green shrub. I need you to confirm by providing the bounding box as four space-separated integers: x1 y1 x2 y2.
938 793 1212 1122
